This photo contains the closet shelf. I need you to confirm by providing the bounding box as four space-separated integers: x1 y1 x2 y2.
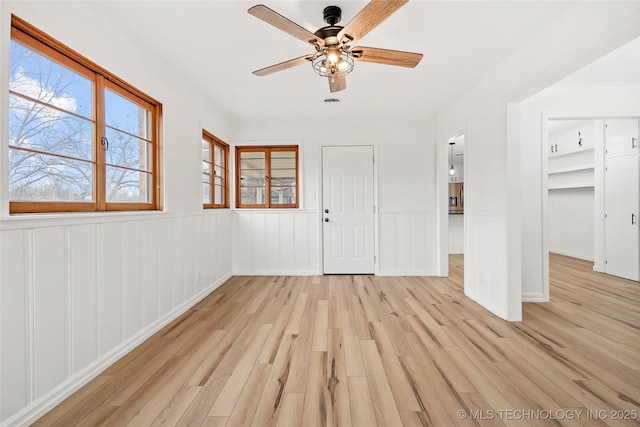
548 164 594 175
548 184 594 190
548 146 594 158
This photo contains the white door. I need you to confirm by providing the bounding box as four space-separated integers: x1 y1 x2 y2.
605 154 640 281
605 118 639 157
322 146 375 274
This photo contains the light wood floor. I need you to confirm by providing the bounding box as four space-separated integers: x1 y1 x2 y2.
33 254 639 426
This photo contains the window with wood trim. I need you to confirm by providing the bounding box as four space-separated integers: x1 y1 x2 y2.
8 16 162 214
202 130 229 208
236 146 299 208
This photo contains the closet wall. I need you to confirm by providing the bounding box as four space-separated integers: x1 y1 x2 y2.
547 120 596 260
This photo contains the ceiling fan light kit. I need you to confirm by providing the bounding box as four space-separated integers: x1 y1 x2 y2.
248 0 423 93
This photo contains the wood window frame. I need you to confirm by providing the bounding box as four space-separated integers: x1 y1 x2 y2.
235 145 299 209
8 15 163 214
202 130 229 209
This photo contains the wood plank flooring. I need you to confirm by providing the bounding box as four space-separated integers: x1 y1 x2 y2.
33 254 639 426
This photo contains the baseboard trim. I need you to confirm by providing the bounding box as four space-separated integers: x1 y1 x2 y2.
232 270 320 276
549 249 593 262
1 273 232 427
377 270 438 276
522 293 548 303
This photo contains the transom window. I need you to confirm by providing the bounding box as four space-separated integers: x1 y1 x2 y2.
236 146 299 208
8 16 162 213
202 130 229 208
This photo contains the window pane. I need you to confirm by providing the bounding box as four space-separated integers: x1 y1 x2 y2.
105 88 150 139
270 168 296 186
241 187 265 205
106 166 150 202
214 144 224 166
214 165 224 180
240 151 265 170
271 153 296 169
202 140 211 162
203 183 211 204
271 187 296 205
214 184 224 205
9 150 93 201
9 94 94 160
105 128 151 171
240 168 265 186
10 40 93 119
203 162 212 183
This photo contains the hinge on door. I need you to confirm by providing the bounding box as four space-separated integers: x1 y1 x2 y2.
374 255 376 263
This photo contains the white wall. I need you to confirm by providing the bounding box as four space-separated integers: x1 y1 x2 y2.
437 1 640 320
448 214 464 254
548 188 595 260
230 118 438 276
0 2 233 425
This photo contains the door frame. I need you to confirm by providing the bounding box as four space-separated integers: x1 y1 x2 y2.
541 112 640 298
320 143 379 275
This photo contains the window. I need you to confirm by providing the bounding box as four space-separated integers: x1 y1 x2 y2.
236 146 298 208
202 130 229 208
8 16 162 214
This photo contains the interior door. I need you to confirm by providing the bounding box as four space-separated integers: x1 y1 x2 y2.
605 154 640 281
322 145 375 274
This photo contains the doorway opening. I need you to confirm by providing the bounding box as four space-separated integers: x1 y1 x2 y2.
543 116 639 294
447 134 465 280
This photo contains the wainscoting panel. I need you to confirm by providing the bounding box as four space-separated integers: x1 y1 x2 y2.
232 210 320 275
0 211 233 426
33 227 67 399
123 221 143 342
1 229 29 419
99 222 123 358
378 210 438 275
141 220 160 326
69 224 99 376
465 212 507 318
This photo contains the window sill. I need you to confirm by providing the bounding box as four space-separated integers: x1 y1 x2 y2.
0 210 172 230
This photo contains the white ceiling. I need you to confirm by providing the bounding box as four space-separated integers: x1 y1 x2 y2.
89 1 625 122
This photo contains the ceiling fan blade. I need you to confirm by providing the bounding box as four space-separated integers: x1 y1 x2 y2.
253 55 314 76
337 0 409 45
352 46 422 68
328 72 346 93
248 5 324 47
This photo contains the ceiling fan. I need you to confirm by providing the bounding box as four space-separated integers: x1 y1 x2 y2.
248 0 423 93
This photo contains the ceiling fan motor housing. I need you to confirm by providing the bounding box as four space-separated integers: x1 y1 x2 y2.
323 6 342 25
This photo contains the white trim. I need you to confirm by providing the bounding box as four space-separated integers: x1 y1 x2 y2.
377 270 438 277
522 293 548 303
231 270 320 276
549 249 594 262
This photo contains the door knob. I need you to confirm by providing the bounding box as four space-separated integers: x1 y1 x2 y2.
324 209 329 213
324 218 329 222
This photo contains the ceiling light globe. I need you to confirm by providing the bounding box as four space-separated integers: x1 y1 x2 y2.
326 50 340 65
